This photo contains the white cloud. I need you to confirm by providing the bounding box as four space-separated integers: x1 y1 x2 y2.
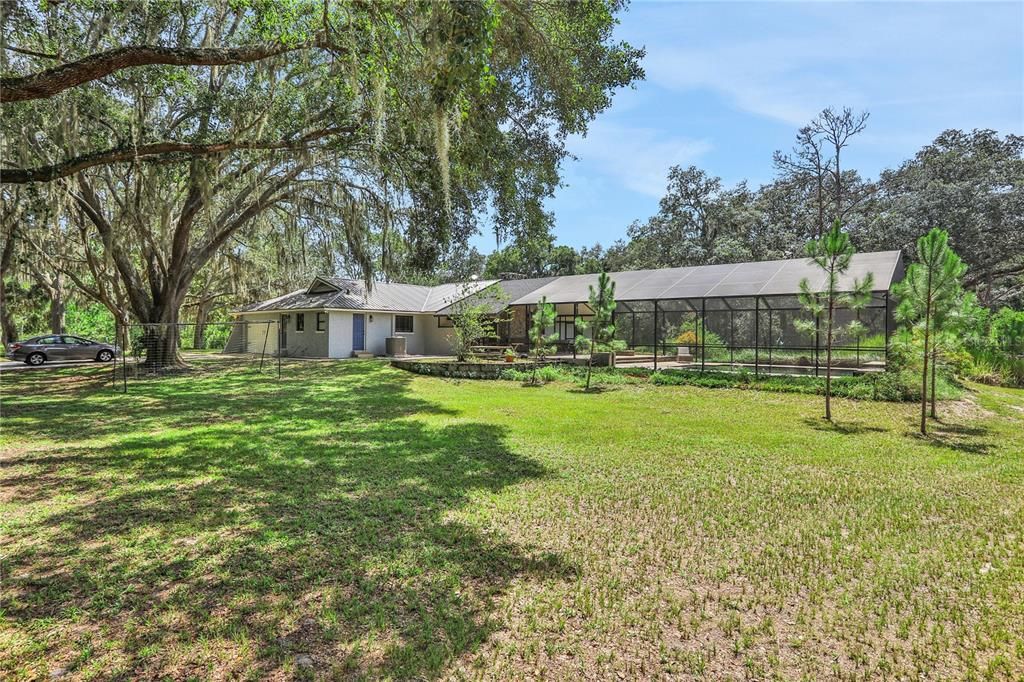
641 38 866 126
565 121 713 198
628 2 1022 129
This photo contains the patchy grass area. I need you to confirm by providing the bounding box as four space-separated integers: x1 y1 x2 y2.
2 360 1022 680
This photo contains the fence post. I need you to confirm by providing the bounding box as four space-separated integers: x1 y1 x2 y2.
121 323 128 393
700 298 706 373
572 303 578 360
259 321 269 371
754 297 760 377
653 300 659 371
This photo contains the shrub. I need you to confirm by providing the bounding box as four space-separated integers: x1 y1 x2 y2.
65 302 115 341
496 362 964 402
990 307 1024 354
966 348 1024 387
500 364 566 384
675 330 698 346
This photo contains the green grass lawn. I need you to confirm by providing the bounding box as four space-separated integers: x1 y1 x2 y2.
2 360 1023 680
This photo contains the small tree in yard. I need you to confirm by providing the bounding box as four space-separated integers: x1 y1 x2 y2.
894 228 967 434
448 283 508 362
529 296 559 384
575 271 626 391
795 221 874 421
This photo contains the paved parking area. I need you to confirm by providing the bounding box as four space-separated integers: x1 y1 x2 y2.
0 359 103 373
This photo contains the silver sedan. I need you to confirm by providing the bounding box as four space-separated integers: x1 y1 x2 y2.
5 335 118 366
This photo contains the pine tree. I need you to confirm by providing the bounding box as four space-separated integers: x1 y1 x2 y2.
795 221 874 421
894 228 967 434
575 271 625 391
529 296 559 384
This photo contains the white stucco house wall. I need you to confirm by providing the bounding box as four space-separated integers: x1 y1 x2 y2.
229 276 497 358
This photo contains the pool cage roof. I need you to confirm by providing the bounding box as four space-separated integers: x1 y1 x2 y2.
432 251 903 375
502 251 903 306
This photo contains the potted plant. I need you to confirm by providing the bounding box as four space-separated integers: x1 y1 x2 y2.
503 347 517 363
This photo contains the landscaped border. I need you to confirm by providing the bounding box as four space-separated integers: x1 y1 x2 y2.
391 358 559 380
497 364 963 402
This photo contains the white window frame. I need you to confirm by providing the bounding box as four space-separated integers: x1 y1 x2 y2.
296 312 305 333
316 312 327 332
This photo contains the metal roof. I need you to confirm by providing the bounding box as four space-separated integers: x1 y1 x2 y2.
235 277 497 314
235 251 902 316
434 276 558 316
505 251 903 305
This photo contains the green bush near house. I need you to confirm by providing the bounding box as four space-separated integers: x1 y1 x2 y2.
503 363 960 401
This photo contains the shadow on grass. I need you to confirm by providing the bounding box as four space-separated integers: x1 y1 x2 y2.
800 416 889 436
922 420 996 456
565 385 620 394
1 361 563 679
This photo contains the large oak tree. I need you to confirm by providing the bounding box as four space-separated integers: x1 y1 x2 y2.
1 0 643 364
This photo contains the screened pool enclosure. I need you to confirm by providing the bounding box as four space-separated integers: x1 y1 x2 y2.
491 251 904 375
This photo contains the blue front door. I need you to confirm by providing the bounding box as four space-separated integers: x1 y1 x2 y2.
352 314 365 351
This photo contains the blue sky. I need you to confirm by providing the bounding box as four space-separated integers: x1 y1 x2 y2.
473 1 1023 252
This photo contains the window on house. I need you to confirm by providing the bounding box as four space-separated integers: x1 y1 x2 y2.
316 312 327 332
296 313 305 332
394 315 414 333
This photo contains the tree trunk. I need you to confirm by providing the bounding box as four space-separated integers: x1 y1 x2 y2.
834 149 842 222
0 289 16 345
139 295 187 369
825 297 834 421
815 172 825 239
0 232 17 345
192 297 215 349
920 307 931 435
589 329 598 387
930 348 938 419
49 275 66 334
139 324 183 369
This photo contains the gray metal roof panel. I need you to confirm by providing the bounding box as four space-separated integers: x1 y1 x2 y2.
434 277 555 316
236 278 497 314
507 251 902 305
237 252 902 314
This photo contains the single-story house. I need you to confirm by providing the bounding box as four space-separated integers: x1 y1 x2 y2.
228 276 498 358
230 250 904 363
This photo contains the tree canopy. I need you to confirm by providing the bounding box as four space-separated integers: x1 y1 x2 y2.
0 0 643 358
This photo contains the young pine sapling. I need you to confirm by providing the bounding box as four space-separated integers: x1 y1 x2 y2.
795 221 874 421
574 271 626 391
894 229 967 434
528 296 559 384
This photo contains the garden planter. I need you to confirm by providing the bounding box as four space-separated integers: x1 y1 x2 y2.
592 351 616 367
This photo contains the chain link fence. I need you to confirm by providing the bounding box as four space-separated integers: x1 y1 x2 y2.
113 320 280 392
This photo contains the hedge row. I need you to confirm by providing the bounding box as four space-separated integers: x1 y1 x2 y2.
499 365 961 402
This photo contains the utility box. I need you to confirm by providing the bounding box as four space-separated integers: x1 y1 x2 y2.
385 336 407 357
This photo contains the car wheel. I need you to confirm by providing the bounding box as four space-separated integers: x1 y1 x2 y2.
96 349 114 362
26 352 45 366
